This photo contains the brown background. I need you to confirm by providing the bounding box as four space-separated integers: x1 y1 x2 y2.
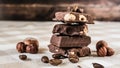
0 0 120 21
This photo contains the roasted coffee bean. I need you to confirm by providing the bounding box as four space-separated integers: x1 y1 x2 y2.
52 54 67 59
16 42 26 53
93 63 104 68
49 59 62 66
19 55 27 60
41 56 49 63
68 54 79 63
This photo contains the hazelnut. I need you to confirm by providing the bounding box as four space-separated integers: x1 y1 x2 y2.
106 47 115 56
52 54 67 59
96 40 108 50
26 44 38 54
19 55 27 60
97 46 107 57
16 42 26 53
64 13 76 21
81 47 91 56
49 59 62 66
41 56 49 63
23 37 39 47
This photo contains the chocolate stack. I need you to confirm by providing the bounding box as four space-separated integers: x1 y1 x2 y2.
48 7 94 57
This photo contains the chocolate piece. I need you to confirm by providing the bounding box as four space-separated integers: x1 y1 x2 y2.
53 24 88 36
54 12 94 24
50 35 91 47
48 44 66 55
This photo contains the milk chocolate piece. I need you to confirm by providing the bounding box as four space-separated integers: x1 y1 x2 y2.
48 44 66 55
53 24 88 36
50 35 91 47
54 12 94 24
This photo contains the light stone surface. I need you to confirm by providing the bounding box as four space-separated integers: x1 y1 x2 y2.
0 21 120 68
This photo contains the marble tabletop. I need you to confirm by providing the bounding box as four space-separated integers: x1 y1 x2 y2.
0 21 120 68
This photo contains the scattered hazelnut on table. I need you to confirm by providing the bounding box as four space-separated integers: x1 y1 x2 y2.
97 46 107 57
26 44 38 54
106 47 115 56
19 55 27 60
23 37 39 47
96 40 115 57
96 40 108 50
41 56 49 63
49 59 62 66
16 42 26 53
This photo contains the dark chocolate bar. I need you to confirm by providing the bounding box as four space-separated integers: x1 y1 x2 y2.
53 24 88 36
50 35 91 47
53 12 94 24
48 44 66 55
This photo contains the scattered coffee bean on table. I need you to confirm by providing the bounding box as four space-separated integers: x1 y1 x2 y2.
41 56 49 63
49 59 62 66
52 54 67 59
93 63 104 68
19 55 27 60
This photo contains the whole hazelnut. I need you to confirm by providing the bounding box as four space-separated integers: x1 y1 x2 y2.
49 59 62 66
96 40 108 50
81 47 91 56
97 46 107 57
41 56 49 63
16 42 26 53
106 47 115 56
26 44 38 54
19 55 27 60
23 37 39 47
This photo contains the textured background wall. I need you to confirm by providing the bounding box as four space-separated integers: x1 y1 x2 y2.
0 0 120 21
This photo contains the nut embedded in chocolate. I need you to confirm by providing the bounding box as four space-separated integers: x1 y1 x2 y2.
26 44 38 54
106 47 115 56
16 42 26 53
23 37 39 47
19 55 27 60
41 56 49 63
49 59 62 66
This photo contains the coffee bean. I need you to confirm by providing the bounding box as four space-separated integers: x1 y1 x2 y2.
41 56 49 63
68 54 79 63
52 54 67 59
49 59 62 66
93 63 104 68
19 55 27 60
